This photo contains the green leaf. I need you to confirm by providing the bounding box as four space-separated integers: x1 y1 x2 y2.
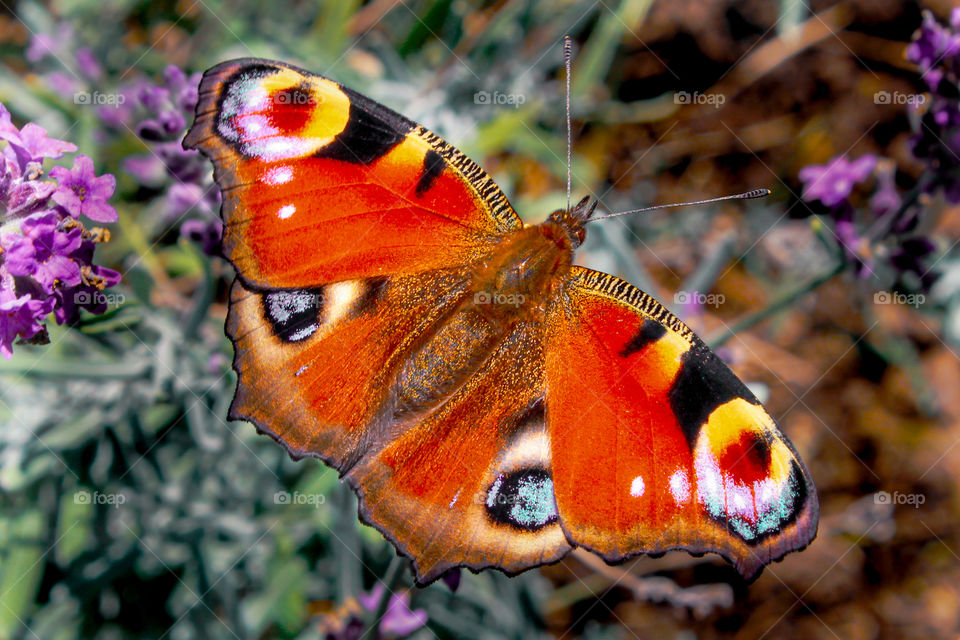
0 511 45 637
397 0 456 57
56 494 92 566
241 552 309 635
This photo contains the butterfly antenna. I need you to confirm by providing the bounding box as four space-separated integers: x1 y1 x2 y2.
588 189 771 223
564 35 573 214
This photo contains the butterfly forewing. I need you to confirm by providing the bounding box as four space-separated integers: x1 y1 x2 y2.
183 58 521 289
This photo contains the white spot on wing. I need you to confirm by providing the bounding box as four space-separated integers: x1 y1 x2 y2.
264 166 293 185
278 204 295 219
669 469 690 504
629 475 645 498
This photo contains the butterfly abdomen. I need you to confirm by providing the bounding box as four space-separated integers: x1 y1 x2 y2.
390 223 573 418
391 305 505 418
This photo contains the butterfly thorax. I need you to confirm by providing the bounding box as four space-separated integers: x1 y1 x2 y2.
470 222 573 323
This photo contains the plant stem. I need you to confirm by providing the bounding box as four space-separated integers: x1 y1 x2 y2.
333 482 362 603
0 357 150 379
707 261 845 348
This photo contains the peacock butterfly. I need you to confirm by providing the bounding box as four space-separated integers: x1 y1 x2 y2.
183 55 818 584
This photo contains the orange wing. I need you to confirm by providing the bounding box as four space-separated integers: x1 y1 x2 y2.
183 58 520 288
228 275 572 583
544 267 818 579
350 317 572 583
192 59 569 582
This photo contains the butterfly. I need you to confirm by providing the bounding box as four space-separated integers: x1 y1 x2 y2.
183 57 819 584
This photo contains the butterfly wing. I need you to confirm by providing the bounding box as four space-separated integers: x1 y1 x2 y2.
545 267 818 579
184 58 521 288
228 276 572 582
348 318 572 583
189 59 571 580
226 271 467 470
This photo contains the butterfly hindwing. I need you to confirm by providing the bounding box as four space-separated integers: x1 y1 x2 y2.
184 58 521 289
544 267 818 578
349 319 572 583
230 270 572 582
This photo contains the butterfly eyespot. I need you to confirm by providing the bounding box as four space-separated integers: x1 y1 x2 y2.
271 85 316 108
484 468 558 531
215 66 350 161
263 289 323 342
693 399 807 543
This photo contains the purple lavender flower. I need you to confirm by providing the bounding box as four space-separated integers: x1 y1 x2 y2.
0 102 120 358
49 155 118 223
799 155 877 208
126 65 221 253
26 34 56 63
54 263 122 325
74 48 102 81
794 12 960 293
907 11 960 205
440 567 462 593
356 585 428 637
1 212 83 292
25 25 72 63
0 107 78 172
122 154 166 186
319 585 429 640
0 288 54 359
3 170 56 219
834 219 874 279
96 83 144 130
180 218 222 256
906 10 960 81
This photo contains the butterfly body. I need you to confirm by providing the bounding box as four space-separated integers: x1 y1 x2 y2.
473 222 572 314
185 58 819 584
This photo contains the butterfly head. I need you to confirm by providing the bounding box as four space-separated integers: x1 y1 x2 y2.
546 195 597 249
